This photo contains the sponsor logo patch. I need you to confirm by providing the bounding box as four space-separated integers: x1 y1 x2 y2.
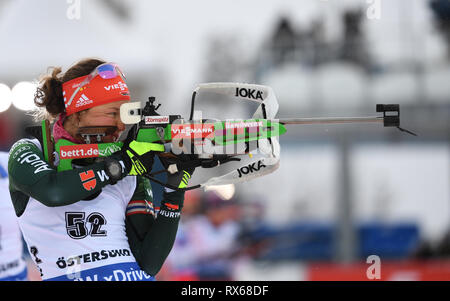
17 151 52 174
60 145 100 160
171 124 215 139
104 81 128 91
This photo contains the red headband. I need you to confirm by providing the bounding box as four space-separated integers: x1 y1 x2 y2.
62 75 130 116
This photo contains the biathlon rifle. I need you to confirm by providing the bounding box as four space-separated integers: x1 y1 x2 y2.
48 82 416 191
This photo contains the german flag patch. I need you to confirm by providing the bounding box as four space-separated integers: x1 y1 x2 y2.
126 200 156 217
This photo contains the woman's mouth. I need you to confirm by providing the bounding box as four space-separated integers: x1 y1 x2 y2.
101 134 119 143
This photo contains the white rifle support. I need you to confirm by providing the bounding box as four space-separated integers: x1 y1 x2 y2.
191 83 281 187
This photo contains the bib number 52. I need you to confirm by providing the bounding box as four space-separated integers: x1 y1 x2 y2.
65 212 107 239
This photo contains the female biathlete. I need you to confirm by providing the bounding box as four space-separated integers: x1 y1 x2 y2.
8 58 194 281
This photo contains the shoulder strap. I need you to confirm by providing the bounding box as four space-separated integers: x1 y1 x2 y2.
25 120 55 168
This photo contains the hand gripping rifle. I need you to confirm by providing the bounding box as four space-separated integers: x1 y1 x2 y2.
47 82 416 191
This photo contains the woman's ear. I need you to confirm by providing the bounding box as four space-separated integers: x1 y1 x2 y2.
65 112 81 129
76 112 82 123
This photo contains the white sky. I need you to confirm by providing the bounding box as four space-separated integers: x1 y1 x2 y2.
0 0 445 103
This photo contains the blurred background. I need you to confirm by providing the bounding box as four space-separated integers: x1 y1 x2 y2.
0 0 449 281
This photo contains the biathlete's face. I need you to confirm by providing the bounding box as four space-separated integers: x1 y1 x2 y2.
78 100 128 143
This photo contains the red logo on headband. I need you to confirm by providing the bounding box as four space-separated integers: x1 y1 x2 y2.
62 75 130 116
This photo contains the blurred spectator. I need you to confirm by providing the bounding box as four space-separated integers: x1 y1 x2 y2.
180 190 203 220
159 191 242 281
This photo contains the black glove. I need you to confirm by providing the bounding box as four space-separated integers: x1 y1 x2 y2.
158 154 197 213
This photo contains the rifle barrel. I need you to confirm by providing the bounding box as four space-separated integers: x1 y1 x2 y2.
278 116 384 125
